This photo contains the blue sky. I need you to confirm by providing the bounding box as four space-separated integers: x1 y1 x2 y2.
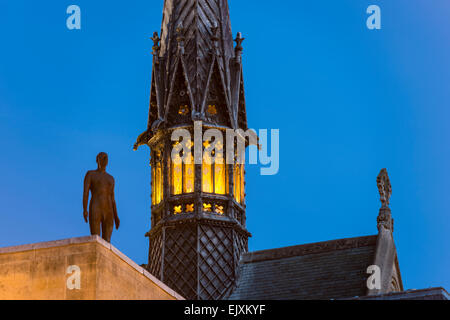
0 0 448 291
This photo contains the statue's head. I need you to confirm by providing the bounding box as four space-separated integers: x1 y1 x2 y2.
96 152 108 169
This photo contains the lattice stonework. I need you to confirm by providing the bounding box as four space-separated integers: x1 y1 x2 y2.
233 231 248 279
198 225 234 300
148 232 163 279
163 226 198 300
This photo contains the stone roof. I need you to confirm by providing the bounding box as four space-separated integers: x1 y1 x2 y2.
228 235 378 300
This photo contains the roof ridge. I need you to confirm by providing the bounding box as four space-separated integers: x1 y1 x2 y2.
241 235 378 264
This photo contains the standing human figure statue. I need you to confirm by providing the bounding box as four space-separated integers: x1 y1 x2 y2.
83 152 120 242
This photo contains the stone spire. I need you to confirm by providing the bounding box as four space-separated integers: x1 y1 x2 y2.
134 0 248 151
159 0 234 102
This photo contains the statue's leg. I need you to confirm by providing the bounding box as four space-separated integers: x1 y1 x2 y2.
89 209 101 236
102 216 114 243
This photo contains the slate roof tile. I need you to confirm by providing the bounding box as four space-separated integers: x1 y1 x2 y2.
228 235 378 300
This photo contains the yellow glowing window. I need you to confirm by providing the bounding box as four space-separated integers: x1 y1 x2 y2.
214 154 226 195
184 155 194 193
152 150 164 206
151 166 156 205
240 164 245 204
156 164 163 204
234 164 240 204
202 152 213 193
234 164 244 205
171 150 195 195
172 153 183 195
202 141 228 195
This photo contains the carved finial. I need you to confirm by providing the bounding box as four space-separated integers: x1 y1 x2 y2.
377 168 394 232
234 32 245 56
377 168 392 208
176 23 185 54
150 31 161 56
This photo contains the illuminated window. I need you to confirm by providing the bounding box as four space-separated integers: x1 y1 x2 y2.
151 165 155 205
156 164 162 204
214 154 226 195
240 164 245 203
234 164 245 205
202 151 213 193
172 153 183 195
184 154 194 193
171 143 195 195
202 140 227 195
151 150 164 205
233 164 240 204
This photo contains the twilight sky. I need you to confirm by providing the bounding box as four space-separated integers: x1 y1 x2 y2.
0 0 448 291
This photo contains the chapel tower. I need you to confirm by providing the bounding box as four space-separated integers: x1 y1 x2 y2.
134 0 250 300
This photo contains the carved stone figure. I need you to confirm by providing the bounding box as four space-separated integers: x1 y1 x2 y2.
83 152 120 242
376 168 394 232
150 31 160 56
377 168 392 208
234 32 245 55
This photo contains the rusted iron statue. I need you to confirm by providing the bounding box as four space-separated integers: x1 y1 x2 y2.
83 152 120 242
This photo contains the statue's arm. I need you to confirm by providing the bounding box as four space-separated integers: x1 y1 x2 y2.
111 179 120 229
83 172 91 222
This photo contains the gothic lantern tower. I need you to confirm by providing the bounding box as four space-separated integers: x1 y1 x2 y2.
134 0 250 300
